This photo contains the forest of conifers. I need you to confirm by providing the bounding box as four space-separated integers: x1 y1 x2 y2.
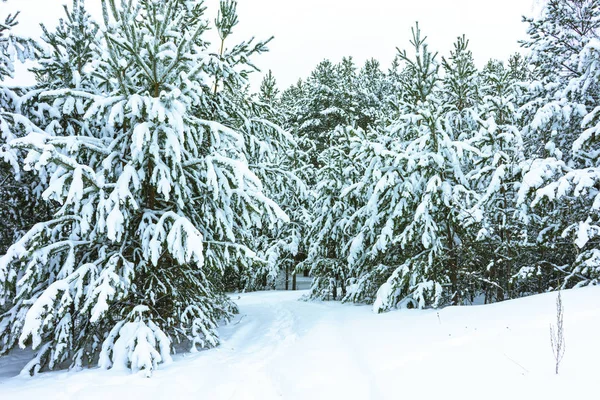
0 0 598 375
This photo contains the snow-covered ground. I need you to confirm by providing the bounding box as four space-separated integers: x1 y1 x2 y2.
1 287 598 399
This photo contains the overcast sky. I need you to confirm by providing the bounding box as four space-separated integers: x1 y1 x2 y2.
5 0 540 89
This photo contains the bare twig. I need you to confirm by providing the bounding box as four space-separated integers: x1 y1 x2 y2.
550 291 565 374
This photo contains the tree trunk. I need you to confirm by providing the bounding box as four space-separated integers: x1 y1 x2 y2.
339 274 346 297
447 222 459 305
331 278 337 300
285 266 289 291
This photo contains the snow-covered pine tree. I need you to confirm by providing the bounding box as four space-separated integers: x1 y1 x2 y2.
437 35 484 303
0 0 286 376
469 58 527 302
0 3 41 253
555 25 600 287
278 79 316 291
517 0 600 291
507 53 531 84
335 56 360 125
280 78 314 183
519 0 597 163
15 0 101 235
287 59 351 171
229 68 307 292
351 25 481 311
355 58 386 130
336 125 398 304
381 55 404 115
280 57 357 295
441 35 479 134
0 2 36 84
305 124 364 300
296 56 390 299
258 69 279 106
32 0 99 92
304 58 402 303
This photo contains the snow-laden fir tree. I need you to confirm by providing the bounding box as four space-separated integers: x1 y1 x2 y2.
281 57 357 294
0 2 36 83
0 0 286 376
519 0 598 167
380 55 405 118
334 125 398 304
334 115 416 306
517 0 600 291
278 79 317 290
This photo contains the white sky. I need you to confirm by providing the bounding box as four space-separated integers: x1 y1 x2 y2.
4 0 539 90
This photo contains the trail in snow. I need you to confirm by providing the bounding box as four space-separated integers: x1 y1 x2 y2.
0 287 599 400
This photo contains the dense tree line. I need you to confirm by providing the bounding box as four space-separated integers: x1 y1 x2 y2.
274 0 599 310
0 0 597 376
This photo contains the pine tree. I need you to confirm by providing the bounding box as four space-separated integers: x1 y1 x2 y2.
470 59 527 302
346 26 482 311
442 35 479 115
305 125 364 300
0 3 41 254
520 0 598 160
258 70 279 105
336 125 396 304
517 0 600 291
33 0 99 91
279 79 315 291
356 58 385 130
0 0 286 376
437 35 484 303
285 58 363 171
233 70 308 292
22 0 100 201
